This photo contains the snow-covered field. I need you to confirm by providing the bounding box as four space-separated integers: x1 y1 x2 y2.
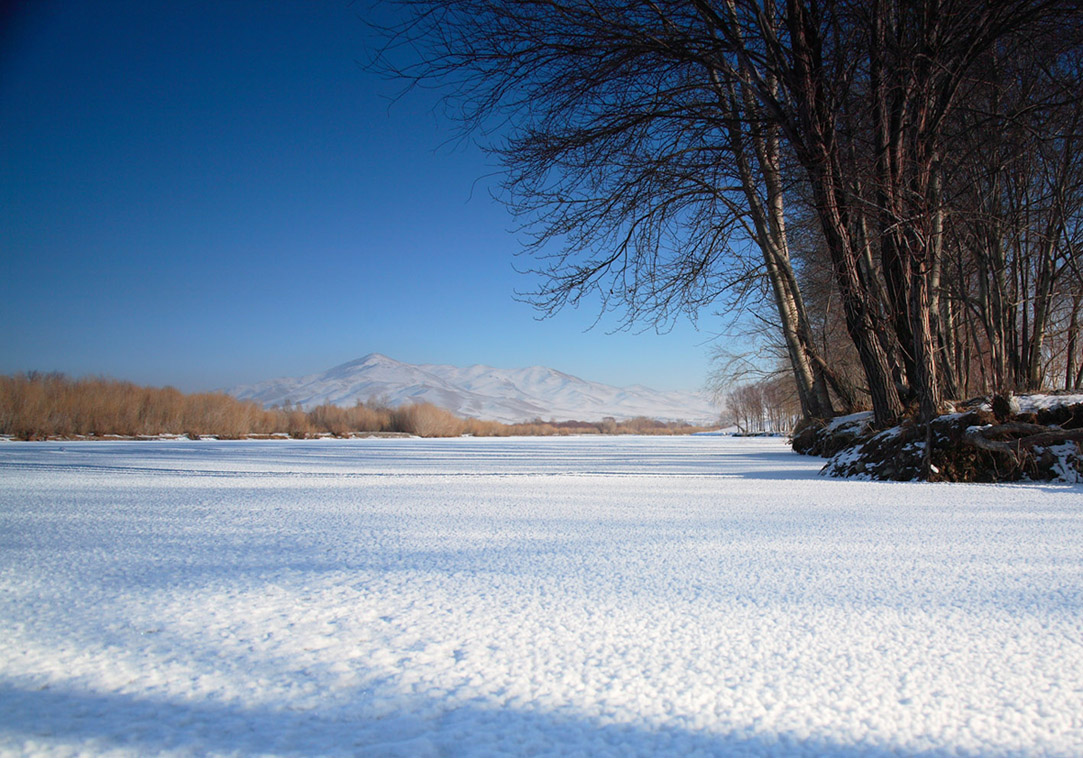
1 436 1081 757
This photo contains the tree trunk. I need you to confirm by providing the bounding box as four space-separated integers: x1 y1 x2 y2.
928 158 959 400
1066 294 1081 390
716 58 837 422
782 0 904 427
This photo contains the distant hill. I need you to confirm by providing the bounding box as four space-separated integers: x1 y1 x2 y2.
227 353 718 424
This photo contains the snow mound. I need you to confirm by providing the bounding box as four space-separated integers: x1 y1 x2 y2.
791 412 874 457
817 396 1083 482
992 393 1083 413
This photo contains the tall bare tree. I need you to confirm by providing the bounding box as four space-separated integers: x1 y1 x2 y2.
375 0 844 420
375 0 1082 437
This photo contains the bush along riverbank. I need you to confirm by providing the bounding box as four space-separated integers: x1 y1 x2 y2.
793 395 1083 483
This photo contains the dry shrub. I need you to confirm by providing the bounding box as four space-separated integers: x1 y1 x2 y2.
0 373 717 440
462 417 508 436
346 402 393 432
308 404 351 437
181 392 274 439
390 403 465 437
304 401 395 436
282 408 313 439
0 373 51 439
0 373 278 439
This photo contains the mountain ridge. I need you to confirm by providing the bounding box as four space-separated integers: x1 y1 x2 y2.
227 353 718 425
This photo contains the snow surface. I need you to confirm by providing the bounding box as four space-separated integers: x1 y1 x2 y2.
1009 394 1083 414
1 436 1082 757
824 411 874 433
226 353 719 424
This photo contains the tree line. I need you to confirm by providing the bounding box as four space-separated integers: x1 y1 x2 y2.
0 373 712 439
376 0 1083 443
721 375 803 434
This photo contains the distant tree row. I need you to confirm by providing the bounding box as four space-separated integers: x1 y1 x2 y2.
723 376 803 434
0 373 713 440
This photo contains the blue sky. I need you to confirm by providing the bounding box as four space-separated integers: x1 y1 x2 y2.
1 0 723 393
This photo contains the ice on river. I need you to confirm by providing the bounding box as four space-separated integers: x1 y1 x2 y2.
1 435 1081 757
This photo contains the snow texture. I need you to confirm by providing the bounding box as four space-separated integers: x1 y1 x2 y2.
2 436 1082 757
227 353 719 424
1008 394 1083 414
824 411 874 433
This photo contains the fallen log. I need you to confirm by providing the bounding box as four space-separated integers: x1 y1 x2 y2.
964 424 1083 453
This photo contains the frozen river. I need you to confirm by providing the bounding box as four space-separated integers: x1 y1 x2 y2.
1 436 1081 756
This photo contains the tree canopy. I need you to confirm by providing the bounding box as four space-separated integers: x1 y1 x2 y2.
375 0 1083 435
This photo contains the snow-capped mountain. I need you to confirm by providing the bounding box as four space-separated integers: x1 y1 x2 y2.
227 353 718 424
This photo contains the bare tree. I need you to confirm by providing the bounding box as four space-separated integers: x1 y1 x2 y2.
374 0 845 420
374 0 1083 443
944 41 1083 394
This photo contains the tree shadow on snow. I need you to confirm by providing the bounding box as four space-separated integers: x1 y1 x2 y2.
715 448 825 481
0 680 996 758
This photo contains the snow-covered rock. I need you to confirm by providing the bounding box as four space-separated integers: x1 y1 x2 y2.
791 411 874 457
815 396 1083 482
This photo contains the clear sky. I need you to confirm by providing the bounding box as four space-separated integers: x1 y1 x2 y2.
0 0 724 394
